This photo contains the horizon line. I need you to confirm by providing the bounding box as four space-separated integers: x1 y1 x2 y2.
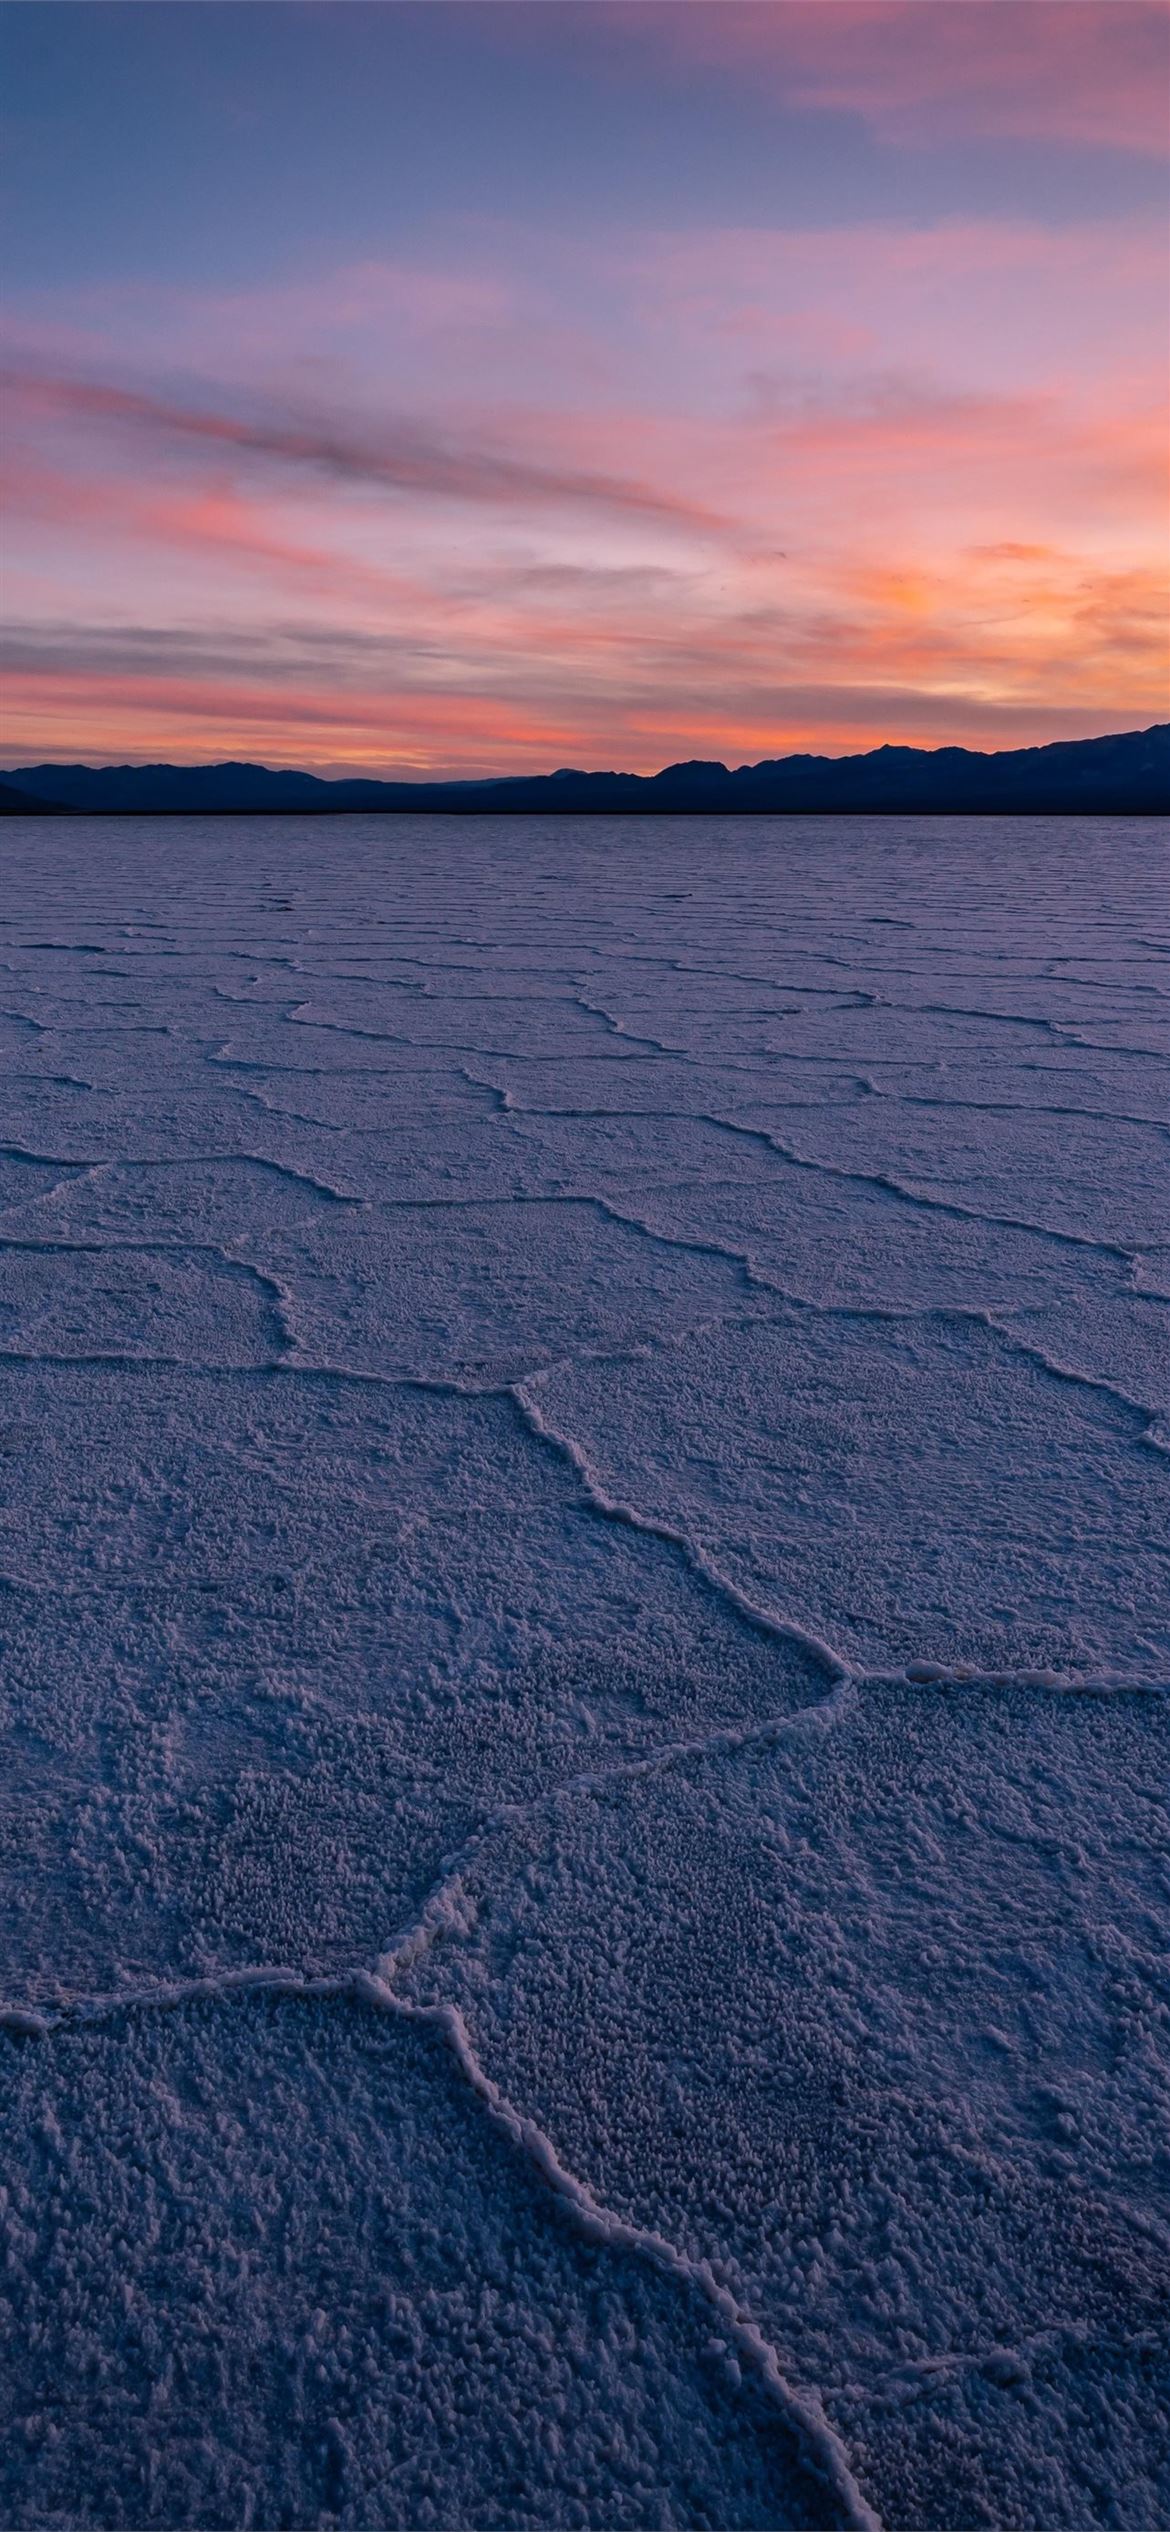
4 718 1165 787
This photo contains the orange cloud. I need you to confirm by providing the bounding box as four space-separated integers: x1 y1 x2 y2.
6 520 1165 776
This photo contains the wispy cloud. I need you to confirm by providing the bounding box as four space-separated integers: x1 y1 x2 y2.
4 367 724 530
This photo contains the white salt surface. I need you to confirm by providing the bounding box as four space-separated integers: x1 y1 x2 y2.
0 812 1167 2529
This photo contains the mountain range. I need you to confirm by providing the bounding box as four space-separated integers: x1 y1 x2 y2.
3 724 1167 817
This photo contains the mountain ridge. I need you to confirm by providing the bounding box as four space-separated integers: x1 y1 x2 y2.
4 724 1168 815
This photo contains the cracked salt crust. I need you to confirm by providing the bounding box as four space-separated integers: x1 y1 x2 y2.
0 810 1167 2529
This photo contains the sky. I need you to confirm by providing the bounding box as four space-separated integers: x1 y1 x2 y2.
1 0 1167 775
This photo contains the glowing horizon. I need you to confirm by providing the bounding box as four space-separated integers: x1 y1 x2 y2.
2 1 1167 776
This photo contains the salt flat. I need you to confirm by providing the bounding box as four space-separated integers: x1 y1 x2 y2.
0 812 1167 2530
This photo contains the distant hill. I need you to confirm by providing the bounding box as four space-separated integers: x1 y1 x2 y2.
4 724 1168 816
0 777 61 813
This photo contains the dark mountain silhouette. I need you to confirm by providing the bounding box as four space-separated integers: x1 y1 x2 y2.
4 724 1167 816
0 777 60 813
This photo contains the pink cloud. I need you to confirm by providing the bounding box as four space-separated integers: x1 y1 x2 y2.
599 2 1170 155
0 455 441 611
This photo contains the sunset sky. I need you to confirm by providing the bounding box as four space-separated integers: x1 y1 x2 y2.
2 0 1167 775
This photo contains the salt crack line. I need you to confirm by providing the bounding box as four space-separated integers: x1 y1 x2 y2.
375 1674 858 1991
368 1651 1164 2011
577 1195 1169 1436
617 1107 1146 1270
572 989 687 1061
979 1313 1169 1453
472 1082 1157 1281
871 1663 1170 1696
511 1372 851 1681
0 1234 300 1360
358 1973 885 2532
833 2311 1170 2415
888 1086 1170 1143
0 1956 882 2532
0 1962 347 2042
0 1145 363 1207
